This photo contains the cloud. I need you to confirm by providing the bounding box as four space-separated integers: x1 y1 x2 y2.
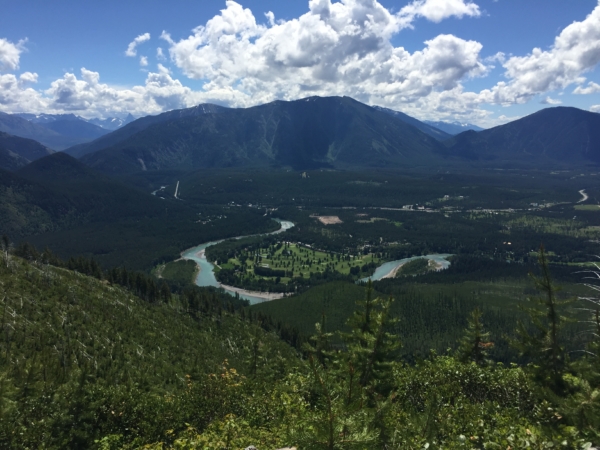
541 96 562 105
0 72 46 112
7 0 600 128
480 3 600 104
398 0 480 24
0 38 27 72
591 105 600 113
163 0 486 107
125 33 151 57
573 81 600 94
39 67 204 118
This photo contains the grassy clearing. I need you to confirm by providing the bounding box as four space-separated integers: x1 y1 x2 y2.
153 259 198 285
228 243 383 283
574 204 600 211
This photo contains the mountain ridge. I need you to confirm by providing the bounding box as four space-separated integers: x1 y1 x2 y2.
0 131 55 171
64 103 228 158
444 106 600 163
80 96 446 173
373 106 452 140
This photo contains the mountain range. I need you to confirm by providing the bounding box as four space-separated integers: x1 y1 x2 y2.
64 103 226 158
3 96 600 175
424 120 484 135
79 96 446 173
443 106 600 163
15 112 136 131
0 112 110 150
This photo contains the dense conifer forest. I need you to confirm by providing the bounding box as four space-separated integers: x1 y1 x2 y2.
3 164 600 448
1 240 600 448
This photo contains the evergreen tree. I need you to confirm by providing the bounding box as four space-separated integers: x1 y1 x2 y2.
512 245 571 392
457 307 493 366
342 280 400 400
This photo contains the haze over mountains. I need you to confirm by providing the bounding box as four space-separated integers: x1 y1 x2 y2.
0 112 135 152
2 96 599 174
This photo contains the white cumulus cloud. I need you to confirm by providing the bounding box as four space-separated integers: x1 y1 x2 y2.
398 0 480 24
125 33 151 57
541 96 562 105
5 0 600 128
480 2 600 104
161 0 486 111
591 105 600 112
574 81 600 94
0 38 27 72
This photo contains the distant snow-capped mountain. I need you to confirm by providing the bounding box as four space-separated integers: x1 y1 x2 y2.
424 120 484 135
16 112 135 131
87 114 135 130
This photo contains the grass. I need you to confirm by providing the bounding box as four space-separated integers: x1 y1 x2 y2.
574 204 600 211
153 259 198 285
227 243 383 283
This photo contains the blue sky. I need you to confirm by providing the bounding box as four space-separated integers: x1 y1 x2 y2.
1 0 599 127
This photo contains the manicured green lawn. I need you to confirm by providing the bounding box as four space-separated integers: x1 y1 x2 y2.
230 243 383 281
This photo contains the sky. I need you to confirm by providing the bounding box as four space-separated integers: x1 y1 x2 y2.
1 0 600 127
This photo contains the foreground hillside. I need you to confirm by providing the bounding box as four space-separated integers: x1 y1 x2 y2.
0 252 299 448
1 248 599 448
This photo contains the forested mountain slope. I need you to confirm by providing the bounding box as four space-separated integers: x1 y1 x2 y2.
64 103 228 158
1 250 597 448
444 106 600 163
0 252 299 448
80 96 445 174
0 131 54 171
0 152 173 238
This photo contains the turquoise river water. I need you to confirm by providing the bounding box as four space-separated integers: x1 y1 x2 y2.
182 219 451 304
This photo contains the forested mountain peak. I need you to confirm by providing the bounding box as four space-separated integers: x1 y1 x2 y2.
444 105 600 163
78 95 445 174
64 102 230 158
16 151 101 183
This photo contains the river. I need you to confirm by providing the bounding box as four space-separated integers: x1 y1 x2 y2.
182 220 451 304
181 219 295 304
360 254 453 282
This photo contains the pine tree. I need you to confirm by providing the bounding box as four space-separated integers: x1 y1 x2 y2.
457 307 493 366
512 245 571 392
342 280 400 401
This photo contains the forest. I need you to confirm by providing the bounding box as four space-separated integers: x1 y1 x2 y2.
1 245 600 448
3 166 600 448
